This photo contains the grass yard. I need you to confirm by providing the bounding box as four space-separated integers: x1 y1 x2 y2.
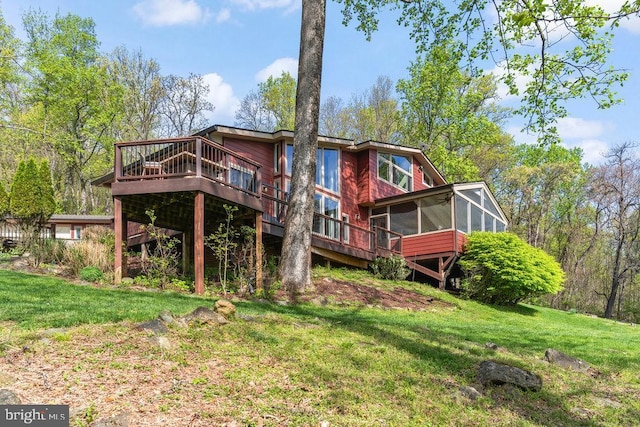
0 268 639 426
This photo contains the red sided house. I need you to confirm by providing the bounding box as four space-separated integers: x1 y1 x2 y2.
95 125 507 294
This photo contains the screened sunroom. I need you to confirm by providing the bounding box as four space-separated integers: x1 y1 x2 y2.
371 182 507 287
371 182 507 240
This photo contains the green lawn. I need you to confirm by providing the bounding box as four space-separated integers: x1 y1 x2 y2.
1 268 639 426
0 269 211 328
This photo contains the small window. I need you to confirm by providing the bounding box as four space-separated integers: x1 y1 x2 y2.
422 170 433 187
285 144 294 175
274 142 281 174
72 225 83 240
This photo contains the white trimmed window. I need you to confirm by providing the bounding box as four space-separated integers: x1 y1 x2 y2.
378 152 412 191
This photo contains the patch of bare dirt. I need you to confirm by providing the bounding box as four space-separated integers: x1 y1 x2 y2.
277 277 451 311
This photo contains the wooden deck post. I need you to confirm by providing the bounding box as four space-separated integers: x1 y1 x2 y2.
255 211 263 291
194 191 205 295
182 230 192 274
114 197 124 284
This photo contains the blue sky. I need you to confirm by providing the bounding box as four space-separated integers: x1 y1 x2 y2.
2 0 639 164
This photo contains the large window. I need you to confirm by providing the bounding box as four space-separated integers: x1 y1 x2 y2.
286 144 339 192
313 193 340 239
389 202 419 235
378 152 412 191
316 147 339 192
455 187 506 233
420 195 451 233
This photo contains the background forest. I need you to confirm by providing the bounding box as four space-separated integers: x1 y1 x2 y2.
0 8 638 321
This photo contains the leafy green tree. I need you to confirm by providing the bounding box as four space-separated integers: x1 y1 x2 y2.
458 232 565 305
9 159 38 222
591 142 640 318
37 159 56 220
108 46 164 140
205 204 239 295
0 183 9 218
22 10 124 214
0 9 22 115
337 0 636 142
235 71 297 131
260 71 296 131
397 43 512 182
496 143 587 249
9 158 55 247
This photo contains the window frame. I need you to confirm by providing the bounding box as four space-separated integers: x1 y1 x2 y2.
377 151 413 191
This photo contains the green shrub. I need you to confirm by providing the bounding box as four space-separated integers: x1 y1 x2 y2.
458 232 565 305
64 237 113 277
28 238 66 267
79 266 103 282
370 254 410 281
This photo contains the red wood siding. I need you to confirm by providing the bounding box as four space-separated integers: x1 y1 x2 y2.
367 150 407 201
401 230 458 258
341 150 363 226
413 162 429 191
223 137 274 185
356 150 371 205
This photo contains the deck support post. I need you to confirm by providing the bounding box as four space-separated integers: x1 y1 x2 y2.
255 211 263 291
194 191 205 295
114 197 127 284
182 230 192 274
438 257 445 289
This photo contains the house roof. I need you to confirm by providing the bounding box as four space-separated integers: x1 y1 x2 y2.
92 124 448 187
48 215 113 224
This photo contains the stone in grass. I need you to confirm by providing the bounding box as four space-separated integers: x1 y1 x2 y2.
0 389 21 404
135 318 168 335
183 307 229 325
93 412 130 427
458 385 483 401
477 361 542 392
544 349 590 372
214 299 236 319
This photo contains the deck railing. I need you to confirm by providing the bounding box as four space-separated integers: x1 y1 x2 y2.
261 189 402 257
114 137 262 197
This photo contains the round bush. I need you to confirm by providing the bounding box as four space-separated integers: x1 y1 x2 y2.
79 266 104 282
458 232 565 305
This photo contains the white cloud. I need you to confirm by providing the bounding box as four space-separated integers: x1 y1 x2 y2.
489 63 535 102
202 73 240 124
563 139 609 165
585 0 640 33
215 8 231 24
230 0 300 12
556 117 606 140
255 57 298 82
133 0 210 26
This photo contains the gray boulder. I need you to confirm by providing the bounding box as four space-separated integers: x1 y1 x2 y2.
184 306 229 325
544 349 590 372
477 361 542 392
0 389 21 404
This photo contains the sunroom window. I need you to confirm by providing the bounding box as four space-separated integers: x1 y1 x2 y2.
455 187 507 234
378 152 412 191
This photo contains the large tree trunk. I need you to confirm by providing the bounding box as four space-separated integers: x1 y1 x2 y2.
280 0 326 293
